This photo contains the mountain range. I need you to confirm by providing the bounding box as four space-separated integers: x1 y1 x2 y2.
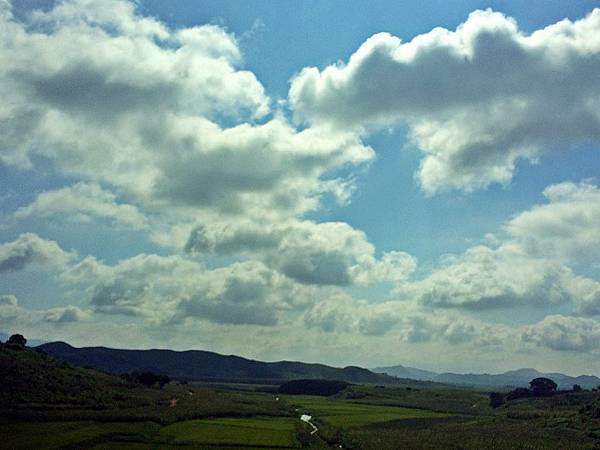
38 342 401 385
33 340 600 389
373 365 600 390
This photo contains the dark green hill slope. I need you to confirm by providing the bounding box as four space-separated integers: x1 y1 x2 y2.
0 344 141 410
0 344 290 424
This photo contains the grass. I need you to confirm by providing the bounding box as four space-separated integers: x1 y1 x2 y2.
1 421 161 450
337 384 493 415
161 416 299 448
283 394 449 427
2 417 301 449
344 416 600 450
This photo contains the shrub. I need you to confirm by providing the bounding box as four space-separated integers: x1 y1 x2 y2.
489 392 505 408
278 379 350 396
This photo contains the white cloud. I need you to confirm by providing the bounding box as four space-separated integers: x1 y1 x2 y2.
185 220 416 286
0 293 90 325
507 181 600 262
15 182 147 229
0 0 372 222
303 294 509 347
62 253 316 325
0 233 74 273
0 294 19 319
43 305 91 323
398 242 600 311
522 315 600 352
290 9 600 193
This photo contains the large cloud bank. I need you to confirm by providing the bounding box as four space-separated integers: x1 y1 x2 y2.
290 9 600 193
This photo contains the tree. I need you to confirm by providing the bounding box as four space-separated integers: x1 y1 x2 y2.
124 371 170 389
506 387 532 401
489 392 505 408
6 334 27 349
573 384 583 392
529 377 557 396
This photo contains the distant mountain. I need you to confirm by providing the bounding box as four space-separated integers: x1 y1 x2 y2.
373 365 600 390
373 364 438 381
38 342 401 385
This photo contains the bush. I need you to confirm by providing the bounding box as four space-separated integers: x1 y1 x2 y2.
489 392 505 408
122 371 170 388
506 387 532 401
278 379 350 396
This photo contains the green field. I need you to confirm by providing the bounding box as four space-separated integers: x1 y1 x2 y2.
5 388 600 449
1 421 162 450
160 416 299 448
283 394 449 427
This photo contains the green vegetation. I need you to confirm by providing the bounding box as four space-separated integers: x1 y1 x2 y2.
283 394 448 427
278 379 350 396
161 416 298 447
4 343 600 449
0 345 289 424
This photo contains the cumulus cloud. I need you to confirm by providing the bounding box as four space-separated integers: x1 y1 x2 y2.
185 220 416 286
397 242 600 311
62 253 316 325
303 294 508 347
43 305 91 323
0 0 372 221
0 233 74 273
0 294 20 319
522 315 600 352
15 182 147 229
507 181 600 262
290 9 600 193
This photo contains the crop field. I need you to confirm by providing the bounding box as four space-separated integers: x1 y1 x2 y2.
283 394 449 427
1 421 162 450
2 417 301 449
5 388 600 449
160 416 299 448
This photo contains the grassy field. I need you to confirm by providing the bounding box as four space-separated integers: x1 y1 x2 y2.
344 416 600 450
5 387 600 449
283 394 449 427
161 416 299 448
1 421 162 450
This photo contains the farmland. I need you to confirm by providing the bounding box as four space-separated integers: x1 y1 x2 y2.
4 345 600 449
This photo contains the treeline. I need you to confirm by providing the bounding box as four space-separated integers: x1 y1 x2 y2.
121 371 171 388
490 377 585 408
278 379 350 396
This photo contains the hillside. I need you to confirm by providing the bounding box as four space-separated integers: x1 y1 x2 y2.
38 341 401 385
0 344 136 408
373 365 600 390
0 343 290 424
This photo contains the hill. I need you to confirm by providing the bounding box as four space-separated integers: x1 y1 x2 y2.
373 365 600 390
0 343 290 424
0 343 138 409
373 364 438 381
38 341 400 385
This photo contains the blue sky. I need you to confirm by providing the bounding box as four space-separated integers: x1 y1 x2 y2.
2 0 600 374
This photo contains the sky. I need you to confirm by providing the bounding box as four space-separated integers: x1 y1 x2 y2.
1 0 600 375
